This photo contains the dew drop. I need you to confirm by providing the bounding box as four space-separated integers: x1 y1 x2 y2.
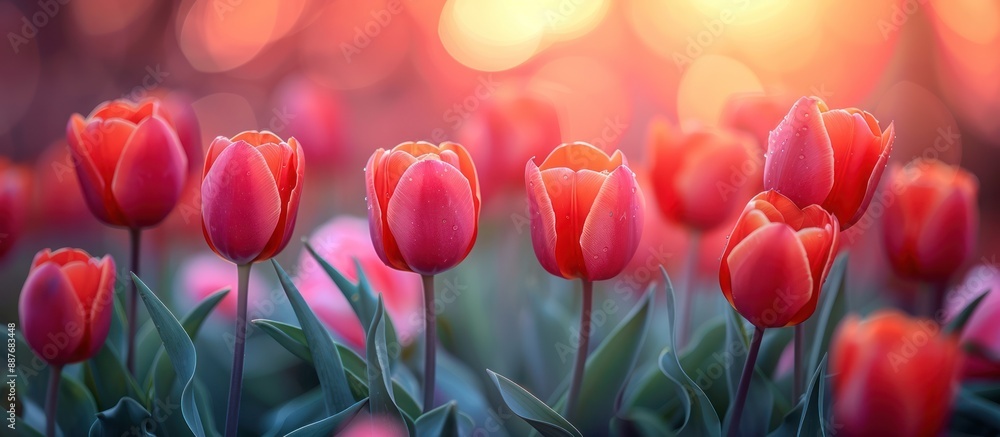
562 174 569 180
452 225 458 231
441 219 447 224
602 246 608 252
592 255 599 259
798 154 805 160
608 211 613 217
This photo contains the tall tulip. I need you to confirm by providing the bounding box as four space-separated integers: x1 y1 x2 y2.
525 142 644 420
202 130 304 437
831 311 961 437
19 248 115 437
66 97 187 374
0 159 28 261
721 190 838 434
883 160 978 291
764 96 894 229
365 141 480 412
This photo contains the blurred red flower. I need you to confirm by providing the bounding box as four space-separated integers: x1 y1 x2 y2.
0 159 29 260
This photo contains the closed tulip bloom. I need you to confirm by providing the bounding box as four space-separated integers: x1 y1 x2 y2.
365 141 480 276
764 96 894 229
19 248 115 366
66 98 188 228
648 118 753 231
0 160 29 260
526 142 644 281
946 266 1000 378
720 190 839 328
202 131 304 265
831 311 961 437
883 160 978 283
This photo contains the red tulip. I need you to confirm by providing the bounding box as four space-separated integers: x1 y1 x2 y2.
202 131 304 265
647 118 754 231
19 248 115 366
525 142 644 281
32 141 94 228
66 98 188 229
0 159 29 260
946 265 1000 379
831 311 961 437
882 160 978 283
157 92 203 175
296 216 422 348
458 90 562 199
764 96 894 229
720 93 788 152
365 141 480 275
720 190 838 328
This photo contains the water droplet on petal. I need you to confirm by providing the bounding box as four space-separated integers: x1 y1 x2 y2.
798 154 804 160
452 225 458 231
602 247 608 252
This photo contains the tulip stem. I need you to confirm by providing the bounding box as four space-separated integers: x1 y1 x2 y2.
566 279 594 421
422 274 437 412
224 263 252 437
677 232 700 349
728 326 764 437
126 227 141 375
45 365 61 437
793 324 804 401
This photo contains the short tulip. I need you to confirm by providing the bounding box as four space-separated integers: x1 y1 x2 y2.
831 311 961 437
19 248 116 366
526 142 644 281
0 160 29 260
66 98 187 229
882 160 978 283
365 141 480 276
647 118 753 231
720 190 839 328
202 131 305 265
764 96 894 229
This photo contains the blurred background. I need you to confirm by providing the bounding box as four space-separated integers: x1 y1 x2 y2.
1 0 998 434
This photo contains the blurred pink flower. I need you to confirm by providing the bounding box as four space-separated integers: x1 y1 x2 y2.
945 264 1000 379
296 216 422 349
175 253 267 320
338 416 407 437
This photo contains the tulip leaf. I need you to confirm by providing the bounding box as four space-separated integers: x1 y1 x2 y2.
944 289 991 335
658 266 723 437
89 397 154 437
415 401 460 437
54 370 99 436
806 253 848 380
488 370 583 437
285 398 369 437
953 388 1000 432
769 355 828 437
261 389 325 437
366 295 411 429
151 288 230 402
272 259 355 415
132 273 207 437
722 307 774 435
83 342 146 410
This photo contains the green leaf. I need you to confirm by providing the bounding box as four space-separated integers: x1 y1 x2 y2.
488 370 582 437
658 267 722 437
366 295 409 431
953 388 1000 432
415 401 460 437
151 288 230 400
769 355 827 437
131 273 206 437
84 342 145 410
945 290 991 335
286 398 369 437
722 307 773 435
89 397 154 437
55 371 99 436
806 253 848 379
272 259 354 414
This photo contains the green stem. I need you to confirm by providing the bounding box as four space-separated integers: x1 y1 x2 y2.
224 263 252 437
565 279 594 421
422 274 437 412
794 324 804 401
728 326 764 437
45 366 62 437
126 227 141 375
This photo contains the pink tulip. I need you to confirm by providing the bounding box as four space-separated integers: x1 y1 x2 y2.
175 253 267 320
945 265 1000 379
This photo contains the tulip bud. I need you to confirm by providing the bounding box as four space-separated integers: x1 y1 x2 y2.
647 118 754 231
66 98 188 229
525 142 644 281
202 131 305 265
0 159 29 260
882 160 978 283
764 96 894 229
365 142 480 276
720 190 839 328
945 265 1000 379
831 311 961 437
18 248 116 366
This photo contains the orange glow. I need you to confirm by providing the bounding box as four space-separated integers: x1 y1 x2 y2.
177 0 284 73
676 55 763 126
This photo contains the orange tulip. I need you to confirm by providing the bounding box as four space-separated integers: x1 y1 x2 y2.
202 131 304 265
764 96 894 229
831 311 961 437
365 142 480 276
525 142 644 281
19 248 116 366
720 190 838 328
647 118 754 231
66 98 187 229
883 160 978 283
0 159 29 260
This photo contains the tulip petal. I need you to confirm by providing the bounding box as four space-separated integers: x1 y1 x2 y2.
66 116 134 225
82 256 116 360
256 139 304 262
440 142 481 219
525 160 561 277
540 167 605 278
820 110 884 227
19 262 86 366
204 136 234 179
675 139 749 229
366 149 400 270
202 141 282 264
111 116 187 228
726 223 813 328
580 166 643 281
540 142 623 172
386 160 476 275
32 247 91 268
232 130 283 147
764 96 835 206
394 141 441 158
915 189 976 280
